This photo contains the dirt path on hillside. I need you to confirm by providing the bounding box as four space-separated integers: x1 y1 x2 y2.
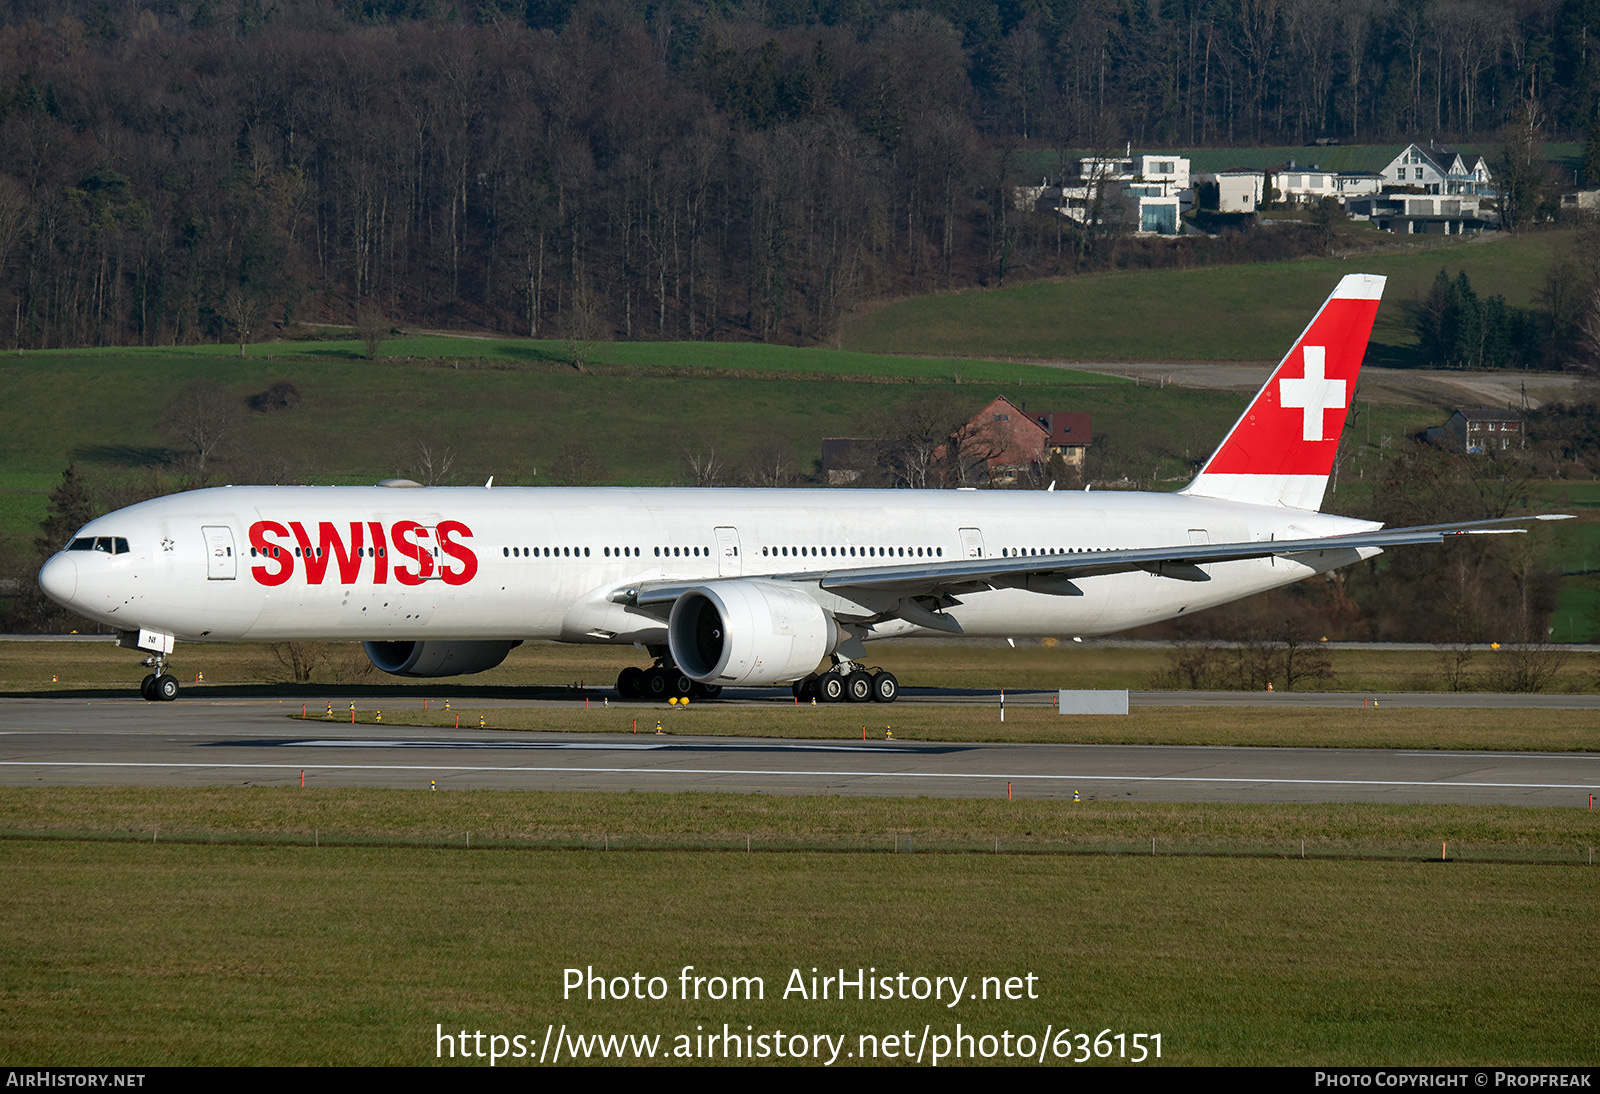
1061 360 1586 408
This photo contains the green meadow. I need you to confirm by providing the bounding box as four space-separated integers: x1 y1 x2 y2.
838 230 1570 362
1 789 1595 1066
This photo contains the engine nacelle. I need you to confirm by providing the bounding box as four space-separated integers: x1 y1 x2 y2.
668 581 836 687
362 640 521 678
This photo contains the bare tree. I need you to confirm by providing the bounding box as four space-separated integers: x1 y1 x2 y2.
684 447 724 487
159 380 246 473
892 394 966 488
1498 98 1549 234
1487 642 1565 693
407 441 456 486
739 439 797 487
565 282 605 371
224 289 261 359
355 314 389 360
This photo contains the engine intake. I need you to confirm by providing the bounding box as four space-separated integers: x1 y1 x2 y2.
668 581 835 687
362 640 521 678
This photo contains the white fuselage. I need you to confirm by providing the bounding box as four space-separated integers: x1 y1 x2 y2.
42 484 1376 647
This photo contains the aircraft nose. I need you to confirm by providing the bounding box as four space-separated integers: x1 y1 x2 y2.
37 554 78 606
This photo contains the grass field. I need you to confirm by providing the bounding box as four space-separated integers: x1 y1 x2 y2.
0 352 1152 541
2 788 1596 1065
838 230 1571 361
4 639 1595 701
29 336 1112 385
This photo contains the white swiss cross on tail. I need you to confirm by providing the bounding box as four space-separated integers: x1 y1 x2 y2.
1278 348 1346 442
1181 273 1385 513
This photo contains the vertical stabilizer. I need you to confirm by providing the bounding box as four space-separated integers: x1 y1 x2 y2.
1181 273 1385 511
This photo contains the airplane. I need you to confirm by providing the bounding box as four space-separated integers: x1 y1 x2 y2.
37 273 1567 703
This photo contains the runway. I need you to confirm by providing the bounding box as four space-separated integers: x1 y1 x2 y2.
2 695 1597 806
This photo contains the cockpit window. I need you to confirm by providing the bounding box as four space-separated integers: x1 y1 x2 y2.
66 537 129 555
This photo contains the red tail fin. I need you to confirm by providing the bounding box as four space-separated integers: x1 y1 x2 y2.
1182 273 1384 511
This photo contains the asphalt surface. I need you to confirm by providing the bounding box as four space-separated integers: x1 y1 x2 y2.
2 694 1597 807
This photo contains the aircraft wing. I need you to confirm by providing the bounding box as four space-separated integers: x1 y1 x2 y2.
619 515 1572 615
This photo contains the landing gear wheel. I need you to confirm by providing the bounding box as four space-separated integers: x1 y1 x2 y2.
795 675 819 702
140 674 157 701
643 667 670 701
870 671 899 703
616 666 644 699
154 674 179 702
844 671 874 703
699 683 723 700
667 671 694 700
818 672 846 703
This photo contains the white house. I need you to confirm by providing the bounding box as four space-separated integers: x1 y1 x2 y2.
1021 152 1192 236
1381 143 1494 196
1343 192 1496 234
1273 165 1339 204
1334 172 1384 198
1210 169 1265 213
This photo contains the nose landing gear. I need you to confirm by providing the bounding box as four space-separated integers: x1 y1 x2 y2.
138 656 180 702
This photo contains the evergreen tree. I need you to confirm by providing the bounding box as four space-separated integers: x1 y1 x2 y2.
1583 115 1600 188
1415 269 1538 370
35 465 96 559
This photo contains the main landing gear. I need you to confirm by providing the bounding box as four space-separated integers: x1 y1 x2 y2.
615 661 723 703
792 661 898 704
138 655 180 702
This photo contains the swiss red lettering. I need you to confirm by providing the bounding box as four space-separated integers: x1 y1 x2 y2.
247 517 472 588
389 520 434 586
437 520 478 586
288 523 330 584
248 521 293 586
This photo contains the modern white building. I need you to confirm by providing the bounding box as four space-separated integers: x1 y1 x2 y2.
1210 169 1264 213
1019 152 1192 236
1274 165 1339 204
1197 165 1378 213
1342 192 1497 234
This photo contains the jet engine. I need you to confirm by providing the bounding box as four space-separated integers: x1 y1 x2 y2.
362 640 522 678
668 581 836 686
